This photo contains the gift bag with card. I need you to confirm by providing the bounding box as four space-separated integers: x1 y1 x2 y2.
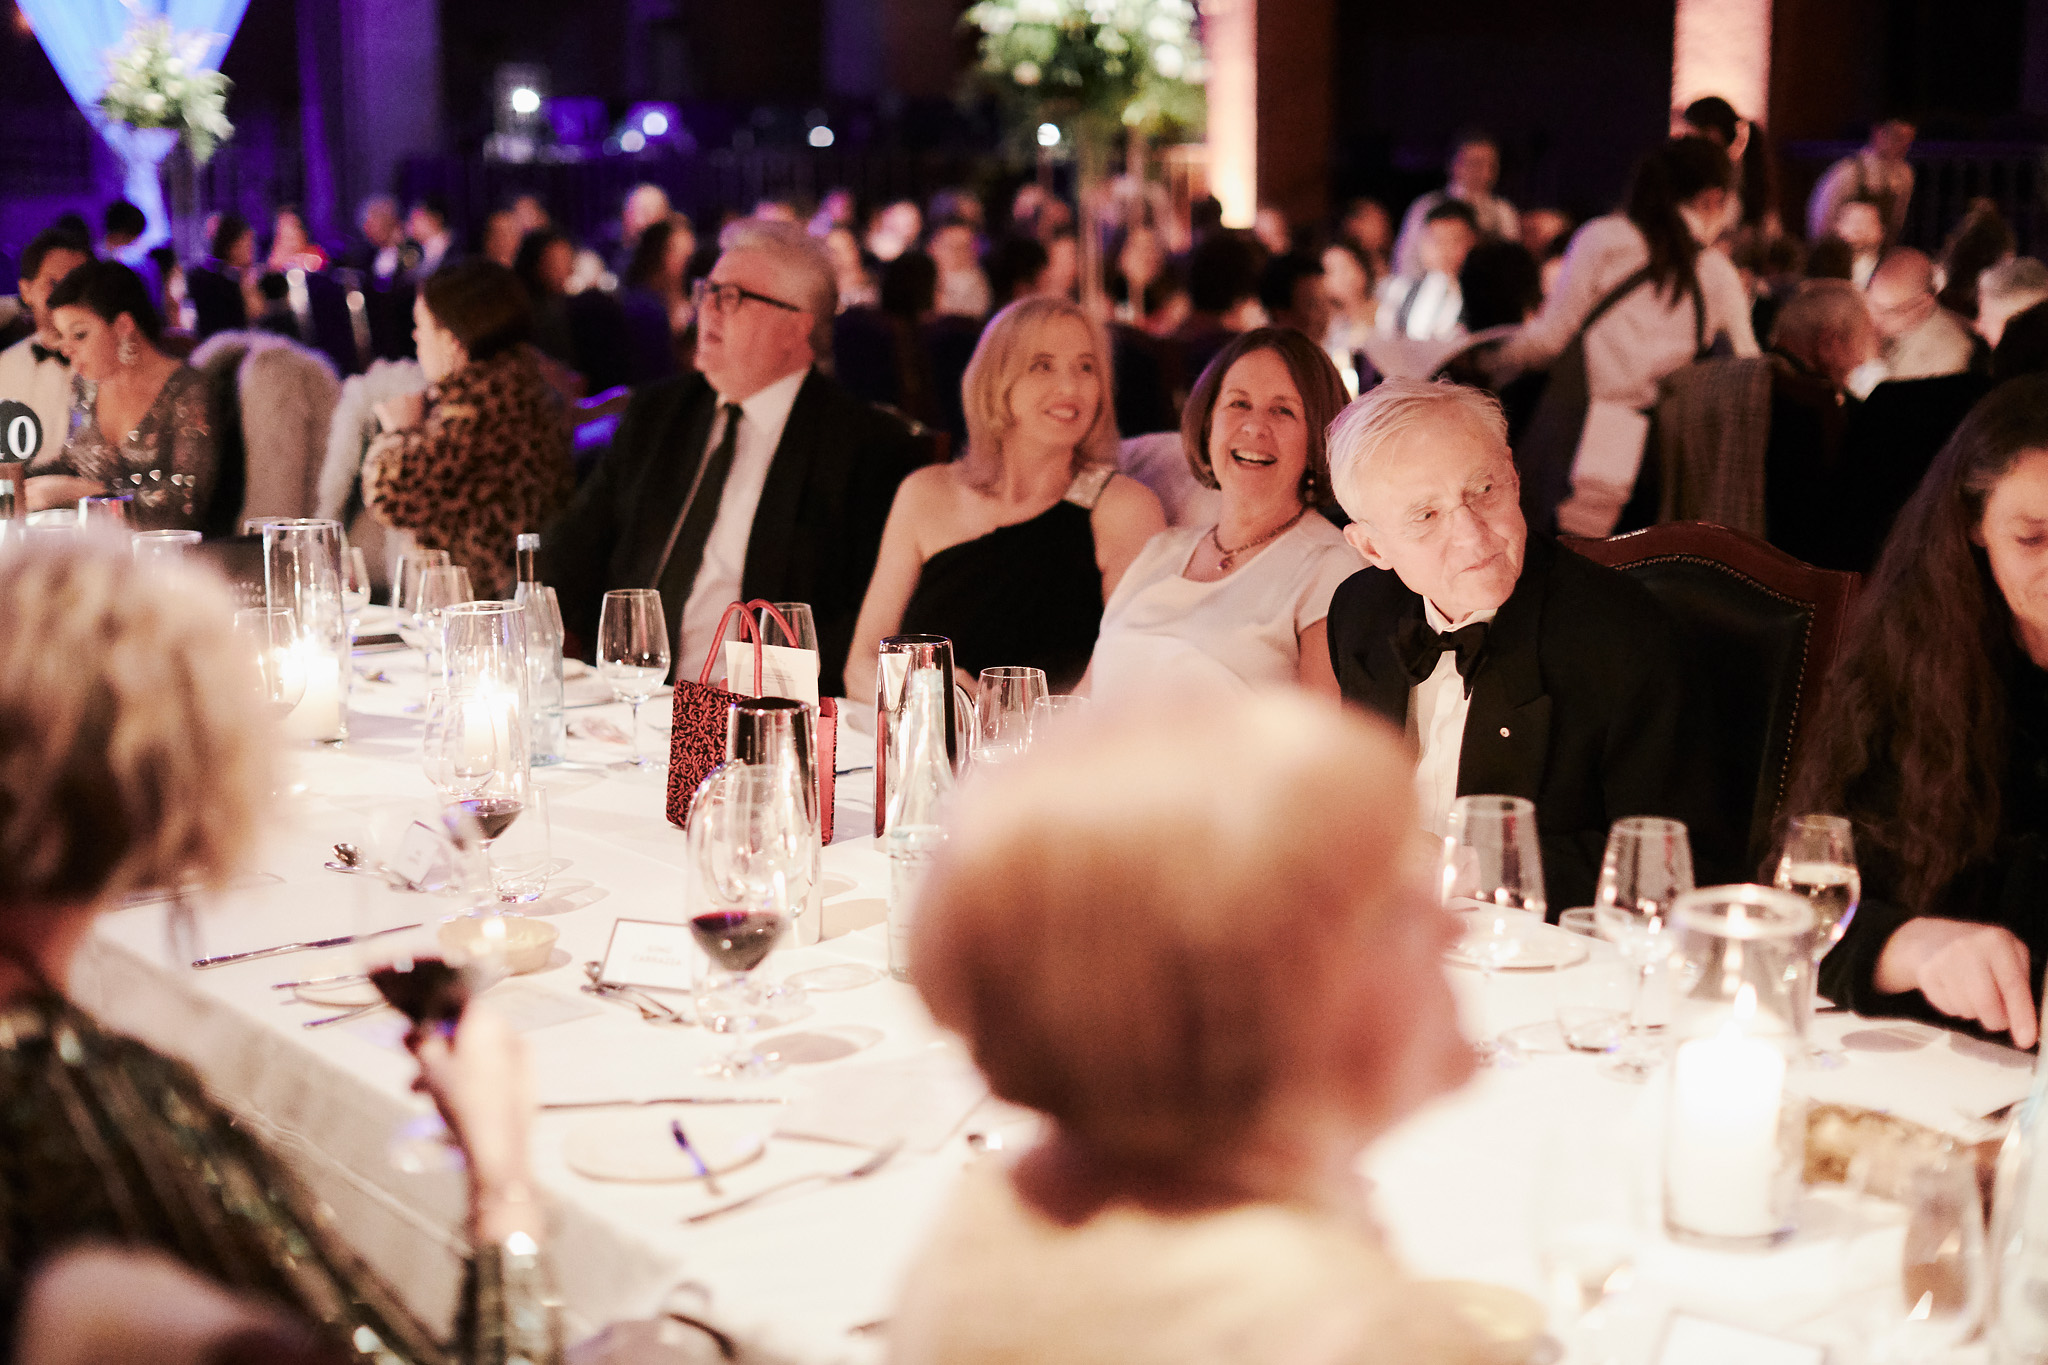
664 599 838 840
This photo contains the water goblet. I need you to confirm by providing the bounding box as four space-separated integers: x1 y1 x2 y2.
597 588 671 768
1592 816 1693 1082
972 666 1047 770
1773 814 1861 1068
1441 794 1546 1066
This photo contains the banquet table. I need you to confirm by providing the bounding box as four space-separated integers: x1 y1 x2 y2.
70 633 2041 1364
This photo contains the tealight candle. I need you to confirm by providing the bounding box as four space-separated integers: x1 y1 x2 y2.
1665 1029 1788 1243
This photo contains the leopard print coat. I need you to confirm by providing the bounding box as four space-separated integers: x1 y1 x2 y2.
362 346 573 598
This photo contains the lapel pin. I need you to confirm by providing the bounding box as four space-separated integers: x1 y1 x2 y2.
1499 727 1510 738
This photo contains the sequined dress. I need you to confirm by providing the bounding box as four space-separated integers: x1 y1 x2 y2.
39 364 218 530
0 991 557 1364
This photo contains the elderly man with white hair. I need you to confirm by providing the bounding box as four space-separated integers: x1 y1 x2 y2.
542 219 920 686
1322 377 1726 910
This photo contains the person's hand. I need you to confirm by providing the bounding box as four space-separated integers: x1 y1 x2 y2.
1874 917 2038 1048
24 475 106 512
373 391 426 433
406 1005 539 1240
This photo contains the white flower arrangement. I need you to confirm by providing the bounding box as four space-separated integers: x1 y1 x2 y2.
965 0 1206 140
97 14 235 163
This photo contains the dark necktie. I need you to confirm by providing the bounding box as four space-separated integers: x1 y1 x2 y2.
29 343 64 366
656 402 744 663
1396 616 1489 697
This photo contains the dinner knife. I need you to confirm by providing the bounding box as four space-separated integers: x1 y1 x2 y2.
191 922 422 970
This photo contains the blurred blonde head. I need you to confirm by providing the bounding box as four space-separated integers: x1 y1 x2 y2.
910 693 1470 1169
0 537 269 911
960 296 1120 486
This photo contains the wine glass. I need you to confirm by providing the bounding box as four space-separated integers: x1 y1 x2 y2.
1534 1121 1641 1358
1592 816 1694 1083
597 588 671 769
352 804 511 1172
1773 814 1861 1068
341 544 372 640
412 564 474 698
1887 1154 1988 1356
392 548 452 656
689 762 815 1075
233 607 307 721
1441 794 1546 1067
973 666 1048 769
132 529 202 566
755 601 819 654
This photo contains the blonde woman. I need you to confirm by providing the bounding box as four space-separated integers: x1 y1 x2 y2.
891 695 1484 1365
0 537 554 1362
844 297 1166 694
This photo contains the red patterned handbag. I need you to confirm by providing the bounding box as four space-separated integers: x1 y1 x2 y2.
663 599 838 841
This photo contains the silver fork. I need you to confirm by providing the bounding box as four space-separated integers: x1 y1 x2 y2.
683 1141 903 1224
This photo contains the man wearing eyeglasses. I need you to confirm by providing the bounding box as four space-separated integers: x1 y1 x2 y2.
543 218 920 687
1321 377 1728 912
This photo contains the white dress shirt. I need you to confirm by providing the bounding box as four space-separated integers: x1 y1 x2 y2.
676 368 808 679
1410 597 1499 838
0 337 76 465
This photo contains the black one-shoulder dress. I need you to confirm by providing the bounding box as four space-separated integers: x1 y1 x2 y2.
898 465 1116 692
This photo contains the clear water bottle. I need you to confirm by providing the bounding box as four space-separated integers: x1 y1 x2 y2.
512 533 566 767
885 667 954 982
1991 1037 2048 1362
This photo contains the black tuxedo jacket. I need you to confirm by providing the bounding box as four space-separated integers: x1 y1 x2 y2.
1327 534 1729 910
540 368 919 689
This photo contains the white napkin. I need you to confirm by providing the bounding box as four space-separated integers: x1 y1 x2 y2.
776 1047 987 1153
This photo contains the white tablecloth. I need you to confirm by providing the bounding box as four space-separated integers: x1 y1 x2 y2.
71 641 2040 1363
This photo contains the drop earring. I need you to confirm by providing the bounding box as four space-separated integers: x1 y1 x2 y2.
117 335 138 367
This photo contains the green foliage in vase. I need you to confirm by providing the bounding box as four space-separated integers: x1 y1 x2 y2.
964 0 1207 148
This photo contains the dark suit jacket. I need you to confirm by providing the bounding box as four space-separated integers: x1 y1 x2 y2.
1328 534 1728 911
539 367 920 689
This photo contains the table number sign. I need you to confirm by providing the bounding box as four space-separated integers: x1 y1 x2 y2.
599 918 699 992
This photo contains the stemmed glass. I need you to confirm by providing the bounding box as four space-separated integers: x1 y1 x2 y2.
755 601 819 654
234 607 307 721
341 545 372 641
353 804 511 1172
1593 816 1694 1083
1441 794 1547 1067
598 589 671 769
412 565 474 698
689 762 817 1075
973 666 1048 769
1773 814 1861 1068
392 548 452 706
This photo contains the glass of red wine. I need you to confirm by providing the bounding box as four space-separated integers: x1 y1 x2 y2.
687 761 816 1077
428 603 531 893
353 804 512 1172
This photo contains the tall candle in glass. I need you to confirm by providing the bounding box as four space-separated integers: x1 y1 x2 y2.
262 519 350 744
439 601 531 806
1661 885 1814 1249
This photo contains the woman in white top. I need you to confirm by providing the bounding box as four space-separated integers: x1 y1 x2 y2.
1087 328 1361 704
1493 136 1760 536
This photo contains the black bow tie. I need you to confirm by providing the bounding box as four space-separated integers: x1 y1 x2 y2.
1396 616 1490 695
29 342 65 366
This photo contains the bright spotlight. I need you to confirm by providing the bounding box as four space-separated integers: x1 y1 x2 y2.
808 125 835 148
509 86 541 116
642 111 669 137
1037 122 1061 148
620 128 646 153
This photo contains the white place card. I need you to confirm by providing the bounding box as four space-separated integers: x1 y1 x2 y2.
724 640 820 708
1655 1315 1825 1365
390 819 450 890
598 918 698 991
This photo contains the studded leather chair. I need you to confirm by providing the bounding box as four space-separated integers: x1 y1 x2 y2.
1568 521 1860 874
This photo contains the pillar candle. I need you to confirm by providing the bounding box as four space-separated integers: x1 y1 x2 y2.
1665 1032 1787 1240
280 640 347 743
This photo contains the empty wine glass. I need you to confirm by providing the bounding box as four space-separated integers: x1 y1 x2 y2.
233 607 306 721
1774 814 1861 1068
352 804 510 1172
1535 1121 1642 1358
973 666 1047 769
689 762 815 1075
412 564 474 696
1441 794 1546 1067
597 588 670 768
341 544 372 639
1593 816 1694 1083
132 529 201 566
392 548 452 658
755 601 819 654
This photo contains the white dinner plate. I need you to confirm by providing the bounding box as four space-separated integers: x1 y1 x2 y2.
1444 922 1590 972
562 1107 770 1183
